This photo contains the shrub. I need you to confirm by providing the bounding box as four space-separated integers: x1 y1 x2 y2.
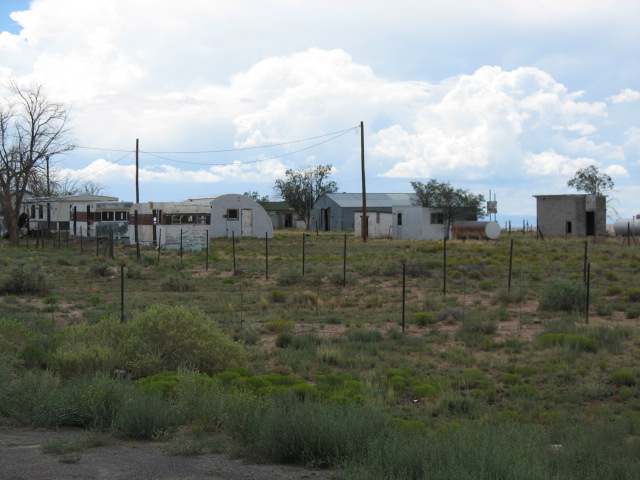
125 263 145 280
135 371 180 399
51 305 247 378
625 288 640 302
63 373 125 430
501 373 522 385
437 308 464 322
160 273 195 292
411 383 437 399
290 333 322 350
508 384 537 398
89 262 113 278
0 318 35 367
49 317 124 379
412 312 436 326
124 305 247 377
9 369 67 427
267 290 287 303
538 278 585 313
0 262 50 295
538 333 599 353
609 369 636 387
277 270 303 287
606 285 623 296
264 318 294 332
245 395 389 467
346 328 382 343
275 331 294 349
114 388 182 439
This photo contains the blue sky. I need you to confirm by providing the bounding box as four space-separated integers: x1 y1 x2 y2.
0 0 638 222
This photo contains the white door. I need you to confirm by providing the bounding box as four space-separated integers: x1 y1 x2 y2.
241 209 252 237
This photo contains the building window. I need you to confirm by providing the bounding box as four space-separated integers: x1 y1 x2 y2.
397 213 403 226
376 212 381 224
39 205 44 219
566 221 572 234
166 213 210 225
227 209 239 220
430 212 444 224
115 211 127 221
31 205 36 218
101 211 114 221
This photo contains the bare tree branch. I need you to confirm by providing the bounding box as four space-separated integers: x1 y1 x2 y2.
0 81 75 243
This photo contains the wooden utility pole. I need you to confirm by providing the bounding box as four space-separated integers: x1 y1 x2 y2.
360 121 367 242
135 139 139 203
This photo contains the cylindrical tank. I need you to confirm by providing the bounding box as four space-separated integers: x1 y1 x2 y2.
451 221 501 240
613 217 640 236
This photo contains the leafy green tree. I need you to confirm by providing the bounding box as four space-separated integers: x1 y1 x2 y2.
243 191 270 205
567 165 613 195
274 165 338 227
410 179 486 239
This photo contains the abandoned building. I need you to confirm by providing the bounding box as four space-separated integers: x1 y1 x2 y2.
534 194 607 237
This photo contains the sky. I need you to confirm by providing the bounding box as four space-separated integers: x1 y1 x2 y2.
0 0 638 222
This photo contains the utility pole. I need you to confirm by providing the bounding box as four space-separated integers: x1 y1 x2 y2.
135 139 139 204
360 121 367 242
46 156 50 196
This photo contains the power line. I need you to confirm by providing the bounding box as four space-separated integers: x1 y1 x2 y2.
72 151 133 182
75 125 360 155
141 128 356 166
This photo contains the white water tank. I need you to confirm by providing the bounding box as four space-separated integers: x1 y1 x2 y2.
451 221 501 240
613 216 640 236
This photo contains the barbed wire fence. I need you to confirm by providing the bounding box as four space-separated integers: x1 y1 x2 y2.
5 232 640 336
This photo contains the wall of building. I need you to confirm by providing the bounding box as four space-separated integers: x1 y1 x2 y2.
535 195 607 237
354 211 393 239
392 206 448 240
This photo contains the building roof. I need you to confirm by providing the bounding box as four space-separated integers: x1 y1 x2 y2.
26 195 118 202
533 194 606 198
187 195 221 202
323 193 417 208
262 201 294 211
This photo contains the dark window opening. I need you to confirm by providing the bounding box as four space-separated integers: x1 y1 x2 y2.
115 211 127 221
227 209 239 220
430 212 444 224
101 211 114 221
397 213 403 226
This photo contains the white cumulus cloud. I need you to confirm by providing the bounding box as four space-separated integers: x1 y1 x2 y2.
608 88 640 104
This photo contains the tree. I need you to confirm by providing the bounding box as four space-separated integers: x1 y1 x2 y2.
567 165 613 195
28 169 106 198
243 191 270 205
0 81 74 244
274 165 338 227
410 179 486 239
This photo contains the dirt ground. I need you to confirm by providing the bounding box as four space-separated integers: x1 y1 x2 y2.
0 427 337 480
